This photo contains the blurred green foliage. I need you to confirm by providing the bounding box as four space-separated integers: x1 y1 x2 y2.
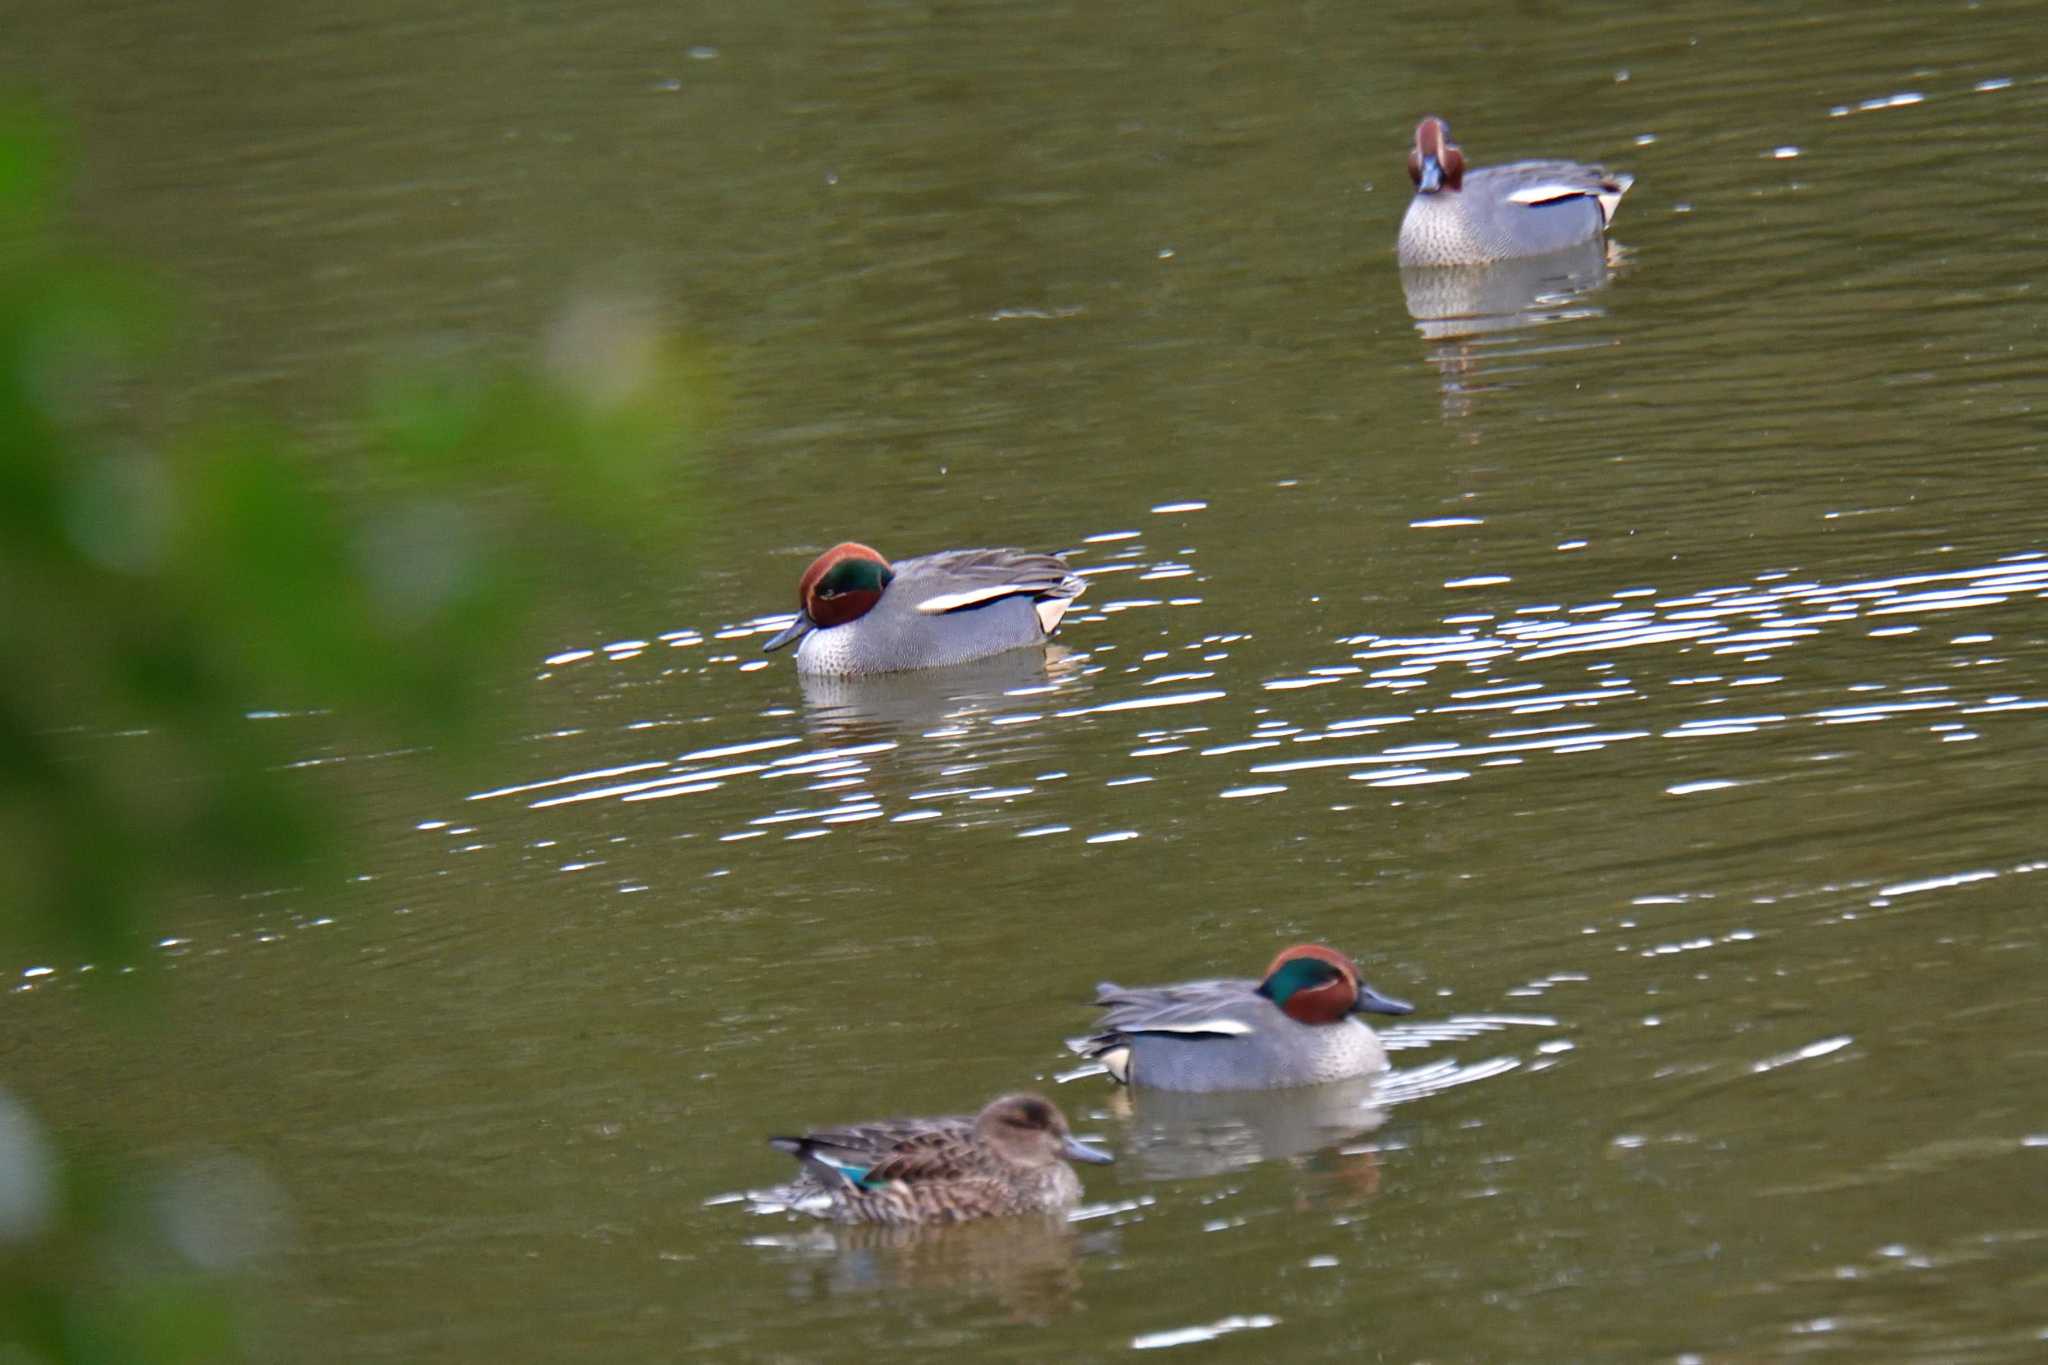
1 1106 249 1365
0 105 709 969
0 102 710 1362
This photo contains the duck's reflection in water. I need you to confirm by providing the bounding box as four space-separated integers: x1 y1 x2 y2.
1102 1074 1388 1197
1400 238 1622 422
754 1212 1087 1323
795 646 1084 743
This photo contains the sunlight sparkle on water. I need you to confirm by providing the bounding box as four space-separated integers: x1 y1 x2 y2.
1131 1316 1279 1351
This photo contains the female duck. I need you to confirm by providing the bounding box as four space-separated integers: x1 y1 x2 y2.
1078 944 1413 1092
1398 115 1633 267
762 542 1085 675
765 1093 1113 1226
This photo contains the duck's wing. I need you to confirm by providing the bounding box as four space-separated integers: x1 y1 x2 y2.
1487 160 1634 224
768 1116 979 1190
1086 978 1264 1043
899 548 1086 622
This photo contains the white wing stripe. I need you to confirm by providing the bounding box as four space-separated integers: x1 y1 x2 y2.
914 586 1026 614
1131 1018 1253 1036
1507 183 1588 206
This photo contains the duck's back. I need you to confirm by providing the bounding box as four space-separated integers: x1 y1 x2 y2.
1399 160 1626 267
778 1116 1083 1224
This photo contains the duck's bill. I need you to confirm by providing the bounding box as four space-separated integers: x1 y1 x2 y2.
762 614 813 653
1061 1135 1115 1165
1353 986 1414 1017
1418 155 1444 193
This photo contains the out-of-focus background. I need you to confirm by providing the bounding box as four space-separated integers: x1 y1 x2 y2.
5 1 2045 1360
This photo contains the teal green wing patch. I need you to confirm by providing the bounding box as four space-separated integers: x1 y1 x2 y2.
772 1116 981 1191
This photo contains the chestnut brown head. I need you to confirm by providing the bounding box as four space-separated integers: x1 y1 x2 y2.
762 542 894 652
1256 943 1413 1025
1407 115 1466 194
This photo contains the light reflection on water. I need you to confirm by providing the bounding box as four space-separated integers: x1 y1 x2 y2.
473 549 2044 845
741 1212 1097 1327
1402 239 1628 421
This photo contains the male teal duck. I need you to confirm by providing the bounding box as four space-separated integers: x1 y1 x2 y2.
1078 944 1413 1092
1397 115 1633 267
765 1093 1113 1226
762 542 1085 675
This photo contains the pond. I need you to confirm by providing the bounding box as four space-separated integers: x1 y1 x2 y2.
7 0 2046 1359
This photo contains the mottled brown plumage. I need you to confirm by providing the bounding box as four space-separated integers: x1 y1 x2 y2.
765 1094 1112 1226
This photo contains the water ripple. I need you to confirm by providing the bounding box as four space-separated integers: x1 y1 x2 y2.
471 549 2045 851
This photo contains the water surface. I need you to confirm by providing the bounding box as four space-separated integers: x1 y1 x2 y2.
7 0 2046 1359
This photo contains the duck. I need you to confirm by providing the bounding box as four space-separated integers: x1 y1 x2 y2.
1076 944 1413 1092
761 542 1085 675
765 1093 1113 1226
1397 115 1633 267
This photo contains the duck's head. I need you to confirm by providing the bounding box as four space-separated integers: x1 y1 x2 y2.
1257 943 1413 1025
1408 115 1465 194
976 1094 1114 1169
763 541 895 653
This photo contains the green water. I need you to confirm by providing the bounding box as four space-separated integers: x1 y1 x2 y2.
8 0 2047 1359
